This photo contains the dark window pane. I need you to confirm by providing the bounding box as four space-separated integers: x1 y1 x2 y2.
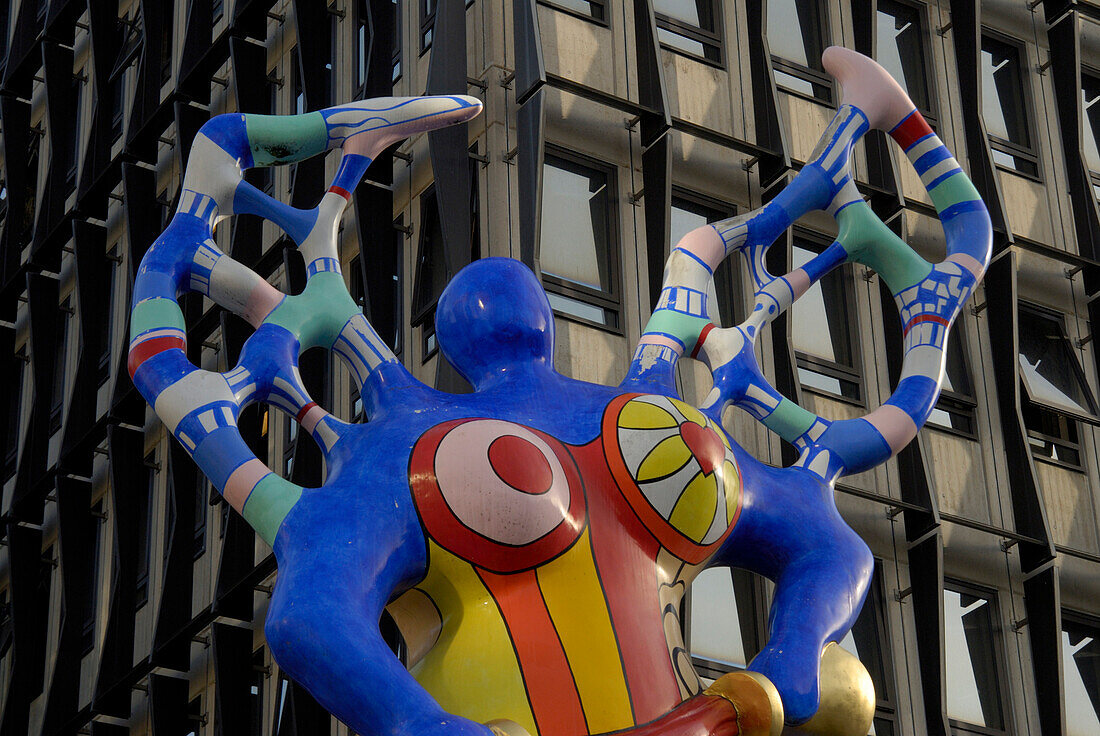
50 301 70 434
81 502 102 654
767 0 826 71
412 187 446 319
655 0 714 31
791 241 854 368
99 253 117 384
654 0 721 62
940 326 973 397
944 587 1005 729
6 348 25 478
875 0 930 115
540 155 613 292
981 37 1030 149
1023 401 1081 466
687 566 753 668
543 0 605 21
1062 616 1100 734
251 649 265 736
1083 72 1100 174
1017 307 1097 417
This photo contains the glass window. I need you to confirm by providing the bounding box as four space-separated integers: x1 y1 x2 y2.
99 248 117 385
1017 306 1097 420
944 584 1007 732
194 476 208 560
540 0 607 22
213 0 224 24
412 186 447 328
670 194 740 327
928 327 977 437
1062 613 1100 736
654 0 722 64
791 236 862 402
540 150 621 330
393 0 402 83
875 0 933 120
767 0 832 102
685 567 764 681
420 0 436 53
1082 70 1100 177
981 34 1039 177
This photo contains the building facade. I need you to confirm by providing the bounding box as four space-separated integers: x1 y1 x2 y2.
0 0 1098 734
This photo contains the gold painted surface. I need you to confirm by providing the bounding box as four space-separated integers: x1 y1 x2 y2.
790 643 875 736
704 670 784 736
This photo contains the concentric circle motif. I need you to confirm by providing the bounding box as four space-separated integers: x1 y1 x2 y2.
603 394 743 563
409 418 586 573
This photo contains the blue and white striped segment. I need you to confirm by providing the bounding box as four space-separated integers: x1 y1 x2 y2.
128 94 483 544
625 47 990 485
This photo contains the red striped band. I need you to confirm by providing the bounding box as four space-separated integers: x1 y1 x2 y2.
903 313 949 337
890 110 934 152
690 323 716 359
295 401 318 423
327 185 352 200
128 335 186 379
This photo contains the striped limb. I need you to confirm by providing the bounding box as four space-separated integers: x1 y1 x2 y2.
129 96 483 544
624 47 991 484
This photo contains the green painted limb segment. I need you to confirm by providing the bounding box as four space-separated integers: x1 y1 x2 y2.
131 297 186 340
760 398 817 443
836 202 932 294
641 309 711 352
928 172 982 213
264 272 360 350
244 112 329 166
242 473 303 545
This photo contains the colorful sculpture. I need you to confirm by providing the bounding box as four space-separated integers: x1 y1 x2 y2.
129 49 989 736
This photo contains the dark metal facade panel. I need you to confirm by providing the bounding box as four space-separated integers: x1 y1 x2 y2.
513 0 546 103
948 0 1013 249
149 673 192 736
178 0 219 104
213 623 258 735
35 39 75 269
0 95 32 288
77 0 124 219
0 523 49 736
1047 14 1100 265
13 272 60 525
94 424 147 718
641 132 672 312
516 88 544 270
743 0 790 185
152 441 199 671
2 0 42 98
60 220 110 476
125 0 171 163
426 0 473 281
983 252 1065 732
293 0 334 111
42 475 96 734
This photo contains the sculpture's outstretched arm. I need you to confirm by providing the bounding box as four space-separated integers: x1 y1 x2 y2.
129 96 482 545
625 47 991 484
623 49 990 730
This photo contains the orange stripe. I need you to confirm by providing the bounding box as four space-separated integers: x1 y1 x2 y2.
477 569 588 736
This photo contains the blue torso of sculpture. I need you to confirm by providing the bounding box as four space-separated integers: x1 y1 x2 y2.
129 49 990 736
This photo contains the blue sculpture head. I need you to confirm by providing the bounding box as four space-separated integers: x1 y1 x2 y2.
435 257 556 388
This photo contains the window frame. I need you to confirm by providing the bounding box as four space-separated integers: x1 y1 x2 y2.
788 229 865 407
654 0 725 67
682 566 769 678
943 579 1013 736
980 30 1041 182
1017 302 1099 425
539 145 624 335
49 297 72 435
926 324 979 440
874 0 938 127
1060 608 1100 732
419 0 435 54
766 0 835 105
535 0 609 27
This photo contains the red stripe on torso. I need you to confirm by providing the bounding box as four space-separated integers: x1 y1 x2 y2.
476 568 589 736
574 439 683 726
